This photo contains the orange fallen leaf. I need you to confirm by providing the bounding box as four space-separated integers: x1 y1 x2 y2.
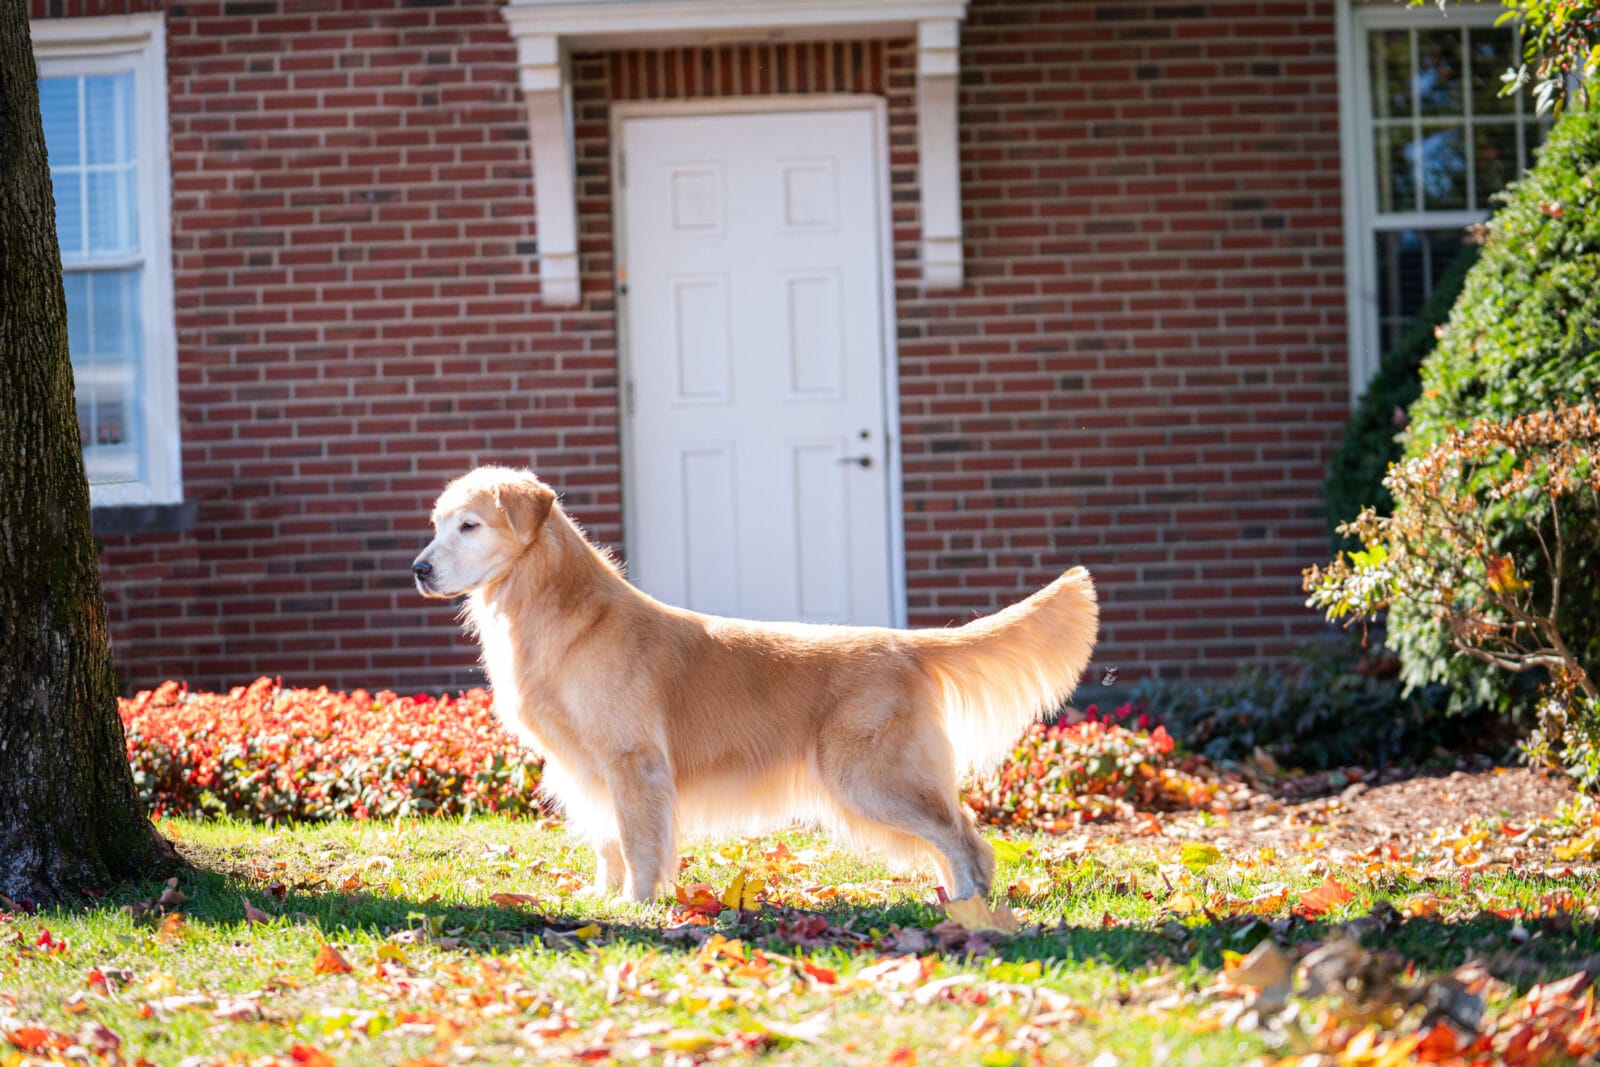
240 896 272 924
7 1027 60 1054
1293 875 1356 919
489 892 541 908
288 1045 337 1067
800 959 837 985
312 944 353 976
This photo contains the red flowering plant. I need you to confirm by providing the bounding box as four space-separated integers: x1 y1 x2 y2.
120 677 545 823
123 681 1220 828
961 703 1222 831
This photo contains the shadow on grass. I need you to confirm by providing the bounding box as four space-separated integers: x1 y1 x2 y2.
48 847 1600 995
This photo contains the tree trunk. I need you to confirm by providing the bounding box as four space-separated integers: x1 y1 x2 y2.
0 0 178 903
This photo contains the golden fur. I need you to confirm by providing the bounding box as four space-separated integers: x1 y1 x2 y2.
413 466 1098 902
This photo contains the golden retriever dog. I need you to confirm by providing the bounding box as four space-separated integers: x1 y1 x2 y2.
412 466 1097 903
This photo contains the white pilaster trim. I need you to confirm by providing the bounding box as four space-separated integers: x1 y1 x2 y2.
514 33 579 307
917 18 962 290
502 0 969 305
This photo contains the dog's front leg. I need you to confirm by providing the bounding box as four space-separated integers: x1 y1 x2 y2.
605 749 676 902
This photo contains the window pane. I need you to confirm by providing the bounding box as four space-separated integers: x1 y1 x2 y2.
1377 126 1417 212
1375 229 1467 351
66 268 144 486
1418 124 1467 210
1474 122 1520 209
84 73 135 166
1470 28 1518 116
1526 118 1551 169
62 272 89 360
1417 28 1464 117
38 78 80 167
89 270 140 358
1370 30 1412 119
52 170 84 259
87 169 137 257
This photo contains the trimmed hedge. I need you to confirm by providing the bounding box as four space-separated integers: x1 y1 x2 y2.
1391 100 1600 715
1133 637 1504 770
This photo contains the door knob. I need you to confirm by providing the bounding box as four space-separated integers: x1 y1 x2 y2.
837 454 873 468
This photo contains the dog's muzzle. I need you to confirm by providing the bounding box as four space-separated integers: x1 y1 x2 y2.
411 558 433 593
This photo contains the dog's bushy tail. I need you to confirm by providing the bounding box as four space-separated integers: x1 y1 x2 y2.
914 568 1098 777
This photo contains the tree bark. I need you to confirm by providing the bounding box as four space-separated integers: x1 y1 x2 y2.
0 0 178 903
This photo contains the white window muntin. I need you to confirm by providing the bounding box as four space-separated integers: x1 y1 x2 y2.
1337 1 1548 401
33 13 180 507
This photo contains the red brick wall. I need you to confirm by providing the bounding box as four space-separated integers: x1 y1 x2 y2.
53 0 1347 693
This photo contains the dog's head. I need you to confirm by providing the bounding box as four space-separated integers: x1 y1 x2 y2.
412 466 557 598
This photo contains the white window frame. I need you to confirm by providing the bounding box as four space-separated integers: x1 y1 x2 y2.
1335 0 1535 404
32 12 180 508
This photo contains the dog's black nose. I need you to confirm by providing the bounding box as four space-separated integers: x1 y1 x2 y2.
411 560 433 578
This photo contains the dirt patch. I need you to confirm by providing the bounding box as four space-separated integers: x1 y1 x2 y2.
1116 764 1586 864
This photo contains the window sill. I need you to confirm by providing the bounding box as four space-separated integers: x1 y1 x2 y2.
91 500 197 536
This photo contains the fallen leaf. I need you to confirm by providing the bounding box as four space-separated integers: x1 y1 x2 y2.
943 895 1020 934
489 892 541 909
720 869 765 912
157 878 187 909
288 1045 337 1067
241 896 272 924
1223 939 1293 1006
312 944 353 976
1181 842 1223 873
1165 889 1203 915
1293 874 1356 919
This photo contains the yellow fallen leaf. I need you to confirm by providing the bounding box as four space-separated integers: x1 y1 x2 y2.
719 870 765 912
1554 832 1600 862
375 944 409 964
1224 940 1292 997
658 1030 718 1053
572 923 602 940
1165 889 1203 915
943 895 1020 933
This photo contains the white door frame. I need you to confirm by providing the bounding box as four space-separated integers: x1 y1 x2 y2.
611 94 907 627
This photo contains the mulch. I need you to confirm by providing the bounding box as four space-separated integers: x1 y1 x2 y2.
1087 763 1587 864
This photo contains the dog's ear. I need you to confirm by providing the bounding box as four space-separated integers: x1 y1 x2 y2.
495 478 556 544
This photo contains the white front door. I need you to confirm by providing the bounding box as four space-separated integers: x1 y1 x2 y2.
618 104 895 625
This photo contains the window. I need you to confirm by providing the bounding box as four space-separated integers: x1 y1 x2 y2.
1337 2 1552 396
32 14 179 507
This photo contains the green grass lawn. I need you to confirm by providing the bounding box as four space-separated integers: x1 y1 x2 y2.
3 816 1598 1066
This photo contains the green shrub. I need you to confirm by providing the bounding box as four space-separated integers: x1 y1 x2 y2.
1132 638 1504 770
1390 100 1600 716
1324 247 1477 549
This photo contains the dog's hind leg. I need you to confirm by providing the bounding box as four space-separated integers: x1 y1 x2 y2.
592 839 625 894
818 709 995 901
605 748 677 902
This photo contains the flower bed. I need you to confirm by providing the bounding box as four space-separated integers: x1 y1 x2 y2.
122 682 1220 828
960 705 1228 831
121 678 544 822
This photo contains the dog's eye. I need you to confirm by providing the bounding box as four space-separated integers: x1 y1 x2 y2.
460 520 479 533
